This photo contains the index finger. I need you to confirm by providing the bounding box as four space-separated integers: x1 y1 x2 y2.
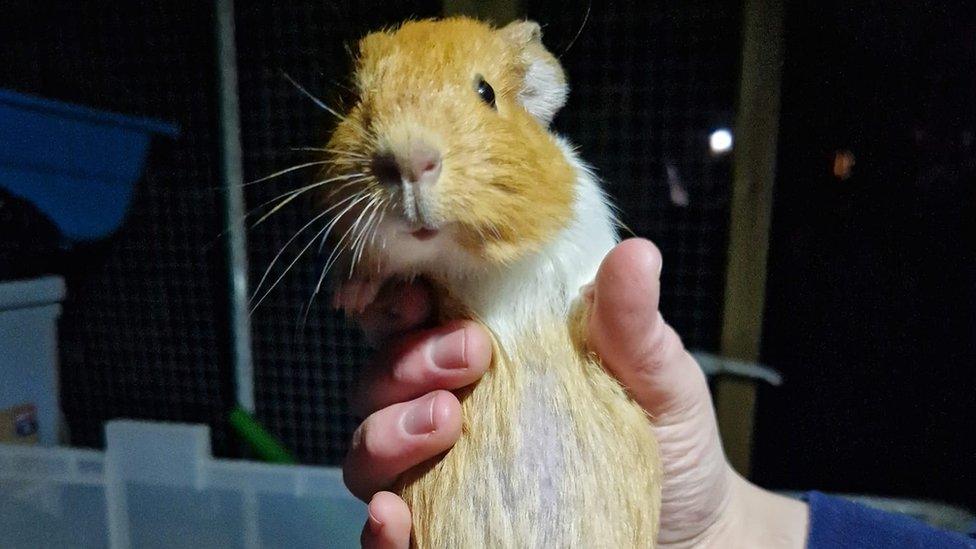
351 320 492 417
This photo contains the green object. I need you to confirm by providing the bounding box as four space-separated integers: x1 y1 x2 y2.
229 406 296 464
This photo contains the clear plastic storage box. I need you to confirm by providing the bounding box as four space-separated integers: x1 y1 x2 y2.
0 420 365 548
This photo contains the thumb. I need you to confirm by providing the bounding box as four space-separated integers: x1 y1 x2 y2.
587 238 708 423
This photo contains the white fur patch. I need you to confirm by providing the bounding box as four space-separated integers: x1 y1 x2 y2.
453 138 618 349
518 59 569 126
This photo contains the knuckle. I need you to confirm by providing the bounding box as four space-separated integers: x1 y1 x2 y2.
388 335 433 384
347 419 370 460
631 312 672 374
357 416 385 460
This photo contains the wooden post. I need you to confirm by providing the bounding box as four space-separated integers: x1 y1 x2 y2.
442 0 520 24
717 0 785 477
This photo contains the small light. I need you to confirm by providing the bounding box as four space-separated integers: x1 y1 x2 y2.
832 150 855 180
666 163 689 207
709 128 733 155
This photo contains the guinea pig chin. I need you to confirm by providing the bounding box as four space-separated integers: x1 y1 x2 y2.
368 215 462 275
359 183 460 263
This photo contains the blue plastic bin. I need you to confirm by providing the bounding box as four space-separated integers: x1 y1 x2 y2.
0 89 178 243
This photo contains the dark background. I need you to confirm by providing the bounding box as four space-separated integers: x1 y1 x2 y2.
756 2 976 509
1 0 972 509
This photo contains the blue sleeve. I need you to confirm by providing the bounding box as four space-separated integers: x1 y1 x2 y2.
805 491 976 548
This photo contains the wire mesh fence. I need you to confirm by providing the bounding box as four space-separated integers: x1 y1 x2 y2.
1 0 741 464
1 1 233 453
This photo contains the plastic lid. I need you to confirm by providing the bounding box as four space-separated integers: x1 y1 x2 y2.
0 276 66 311
0 89 179 137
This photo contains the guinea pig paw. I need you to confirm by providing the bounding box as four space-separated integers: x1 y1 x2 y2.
332 277 382 315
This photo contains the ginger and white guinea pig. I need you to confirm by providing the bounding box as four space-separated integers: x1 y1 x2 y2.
319 17 661 548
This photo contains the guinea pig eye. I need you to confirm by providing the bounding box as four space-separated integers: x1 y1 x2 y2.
475 75 496 109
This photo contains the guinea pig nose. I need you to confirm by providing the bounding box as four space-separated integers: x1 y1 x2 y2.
403 142 442 186
371 152 402 188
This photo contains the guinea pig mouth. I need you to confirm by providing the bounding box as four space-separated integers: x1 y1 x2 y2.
410 227 439 241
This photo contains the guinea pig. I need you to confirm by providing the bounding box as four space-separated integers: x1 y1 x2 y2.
320 17 661 548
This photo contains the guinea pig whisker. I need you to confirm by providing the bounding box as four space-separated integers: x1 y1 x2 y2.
326 196 374 277
298 191 376 333
558 0 592 59
348 215 373 277
345 194 378 256
248 192 366 313
250 192 372 315
319 178 377 205
291 146 368 160
250 173 368 229
367 198 388 250
315 191 377 275
211 173 365 248
316 191 362 255
314 206 366 298
243 160 337 187
248 209 335 314
281 71 346 121
349 196 385 275
311 191 384 305
252 176 369 229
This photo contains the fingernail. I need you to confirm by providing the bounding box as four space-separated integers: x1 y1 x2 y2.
431 328 467 369
368 508 384 529
403 394 438 435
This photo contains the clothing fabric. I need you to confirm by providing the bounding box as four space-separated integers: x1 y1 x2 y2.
805 491 976 548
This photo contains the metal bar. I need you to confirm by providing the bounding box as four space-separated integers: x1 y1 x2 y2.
215 0 254 413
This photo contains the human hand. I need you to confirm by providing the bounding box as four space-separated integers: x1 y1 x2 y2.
584 239 808 548
342 239 809 548
341 280 493 548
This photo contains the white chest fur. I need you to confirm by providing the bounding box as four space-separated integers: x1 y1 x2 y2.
450 139 618 350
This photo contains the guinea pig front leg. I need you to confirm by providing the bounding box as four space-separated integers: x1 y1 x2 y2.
332 276 383 314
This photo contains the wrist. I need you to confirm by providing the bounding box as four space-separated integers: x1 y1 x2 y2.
673 468 808 549
727 472 809 549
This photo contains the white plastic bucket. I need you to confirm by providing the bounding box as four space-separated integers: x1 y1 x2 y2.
0 276 66 446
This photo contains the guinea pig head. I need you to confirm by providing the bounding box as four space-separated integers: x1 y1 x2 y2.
322 17 577 280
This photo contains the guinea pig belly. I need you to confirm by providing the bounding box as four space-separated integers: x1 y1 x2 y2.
397 320 661 548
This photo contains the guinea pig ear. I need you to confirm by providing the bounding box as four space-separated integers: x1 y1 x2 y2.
501 20 568 126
